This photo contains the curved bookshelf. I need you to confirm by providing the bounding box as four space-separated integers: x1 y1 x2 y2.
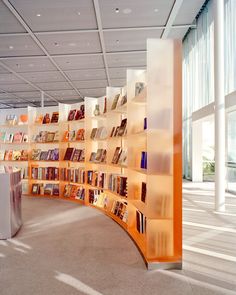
0 39 182 270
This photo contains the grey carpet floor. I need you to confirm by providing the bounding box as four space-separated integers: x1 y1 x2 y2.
0 182 236 295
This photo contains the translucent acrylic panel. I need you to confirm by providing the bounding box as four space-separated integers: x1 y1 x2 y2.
127 170 147 200
146 175 173 219
146 219 173 259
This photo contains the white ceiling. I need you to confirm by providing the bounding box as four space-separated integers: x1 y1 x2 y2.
0 0 206 108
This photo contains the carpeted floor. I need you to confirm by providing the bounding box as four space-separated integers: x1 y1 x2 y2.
0 182 236 295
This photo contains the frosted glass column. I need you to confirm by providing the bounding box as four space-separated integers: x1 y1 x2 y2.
214 0 225 212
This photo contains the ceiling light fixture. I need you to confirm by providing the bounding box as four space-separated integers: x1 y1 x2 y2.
115 8 119 13
116 40 119 44
36 13 41 17
54 42 59 47
9 45 14 50
77 11 81 15
154 8 159 12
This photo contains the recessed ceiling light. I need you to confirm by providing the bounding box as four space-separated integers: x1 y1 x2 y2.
9 45 14 50
154 8 159 12
123 8 132 14
54 42 59 47
68 42 76 47
16 63 20 67
36 13 41 17
116 40 119 44
77 11 81 15
66 61 70 64
115 8 119 13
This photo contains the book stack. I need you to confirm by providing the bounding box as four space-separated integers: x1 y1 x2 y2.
0 132 28 143
88 189 108 209
136 210 146 234
108 174 127 197
110 118 127 138
89 149 107 163
31 148 59 161
67 105 85 121
0 150 28 161
90 127 108 140
87 170 106 188
63 148 85 162
111 200 128 223
63 184 85 200
60 168 85 183
32 131 59 143
5 114 17 126
111 147 127 165
35 112 59 124
31 166 59 181
62 129 85 142
31 183 59 196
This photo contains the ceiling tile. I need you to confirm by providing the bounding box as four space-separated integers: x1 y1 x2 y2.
47 89 78 97
65 68 107 81
59 96 83 101
109 67 127 79
0 83 35 92
0 93 15 99
81 88 106 97
9 0 97 31
2 57 57 72
0 1 26 33
20 71 65 83
99 0 174 28
53 54 104 70
73 79 108 89
167 28 189 39
0 35 44 57
110 78 126 87
0 73 24 84
36 32 101 55
13 91 41 98
35 81 72 91
0 66 9 73
107 52 146 67
173 0 205 25
104 29 162 52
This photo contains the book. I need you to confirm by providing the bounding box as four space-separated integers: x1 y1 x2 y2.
76 129 85 141
110 127 116 137
95 149 103 162
117 118 127 136
118 149 127 166
50 149 59 161
111 147 122 164
40 151 48 161
63 184 71 197
90 128 97 139
72 149 82 162
68 109 76 121
51 112 59 123
32 184 40 194
31 149 41 161
74 105 85 120
5 133 14 143
21 150 28 161
13 132 23 143
89 152 96 162
46 132 55 142
141 182 146 203
0 150 5 160
114 127 120 137
35 114 43 124
64 148 75 161
100 150 107 163
22 134 29 143
111 94 120 110
43 113 50 124
12 150 21 160
52 184 59 196
4 150 12 160
44 184 53 195
135 82 145 96
54 131 59 142
68 130 76 141
120 94 127 106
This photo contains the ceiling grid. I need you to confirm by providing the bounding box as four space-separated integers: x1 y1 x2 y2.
0 0 206 108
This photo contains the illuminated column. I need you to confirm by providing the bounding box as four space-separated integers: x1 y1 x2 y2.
214 0 225 211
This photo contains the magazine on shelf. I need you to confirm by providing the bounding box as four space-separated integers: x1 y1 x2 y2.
0 150 5 160
43 113 51 124
117 118 127 136
111 147 122 164
76 129 85 141
64 148 75 161
51 112 59 123
111 94 120 110
0 132 6 142
68 109 76 121
31 149 41 161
